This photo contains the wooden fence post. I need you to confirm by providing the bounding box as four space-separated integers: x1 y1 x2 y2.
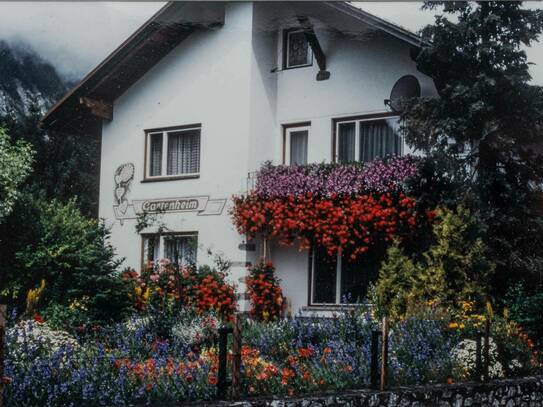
0 304 6 407
370 330 381 390
475 332 483 381
483 316 491 382
216 326 232 399
380 316 389 391
231 314 242 400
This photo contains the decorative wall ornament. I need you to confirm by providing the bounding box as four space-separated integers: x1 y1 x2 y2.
111 161 227 223
112 163 136 224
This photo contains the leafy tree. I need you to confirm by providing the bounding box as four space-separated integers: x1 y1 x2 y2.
0 102 100 217
402 2 543 295
0 196 132 323
0 127 33 222
377 207 494 319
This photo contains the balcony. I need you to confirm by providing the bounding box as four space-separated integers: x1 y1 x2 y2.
247 155 419 199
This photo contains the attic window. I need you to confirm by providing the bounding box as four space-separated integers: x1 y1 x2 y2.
284 29 313 69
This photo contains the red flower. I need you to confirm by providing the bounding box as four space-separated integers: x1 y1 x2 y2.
231 192 428 261
33 314 44 324
298 347 313 358
1 376 13 385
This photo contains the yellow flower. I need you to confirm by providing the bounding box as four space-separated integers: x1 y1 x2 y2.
448 322 459 329
143 288 151 302
26 279 46 313
460 301 473 312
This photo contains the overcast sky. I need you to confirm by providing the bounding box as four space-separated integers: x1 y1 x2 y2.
1 2 543 84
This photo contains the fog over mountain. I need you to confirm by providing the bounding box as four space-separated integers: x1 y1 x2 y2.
0 40 70 118
1 1 543 120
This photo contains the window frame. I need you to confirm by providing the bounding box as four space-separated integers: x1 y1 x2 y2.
309 249 343 306
283 28 313 70
143 124 202 182
308 248 375 307
332 113 402 163
140 231 198 270
282 122 311 165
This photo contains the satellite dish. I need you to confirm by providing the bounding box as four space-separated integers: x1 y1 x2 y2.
385 75 421 112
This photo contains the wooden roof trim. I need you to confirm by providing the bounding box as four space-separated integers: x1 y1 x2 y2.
324 2 428 48
41 3 174 127
41 1 425 132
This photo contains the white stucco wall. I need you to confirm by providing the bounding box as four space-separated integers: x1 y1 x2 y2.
99 3 255 284
97 1 436 313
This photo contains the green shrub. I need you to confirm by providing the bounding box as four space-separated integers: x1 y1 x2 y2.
376 207 494 319
2 196 132 325
504 283 543 351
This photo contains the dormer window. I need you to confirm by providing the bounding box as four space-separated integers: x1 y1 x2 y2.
283 28 313 69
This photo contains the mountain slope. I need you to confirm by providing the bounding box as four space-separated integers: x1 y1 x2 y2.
0 40 70 118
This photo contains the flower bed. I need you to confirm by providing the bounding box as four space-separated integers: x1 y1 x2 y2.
4 305 541 406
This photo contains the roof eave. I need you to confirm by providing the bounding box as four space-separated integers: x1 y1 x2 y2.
324 2 429 48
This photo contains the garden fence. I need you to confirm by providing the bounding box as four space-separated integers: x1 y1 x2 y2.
0 304 6 407
213 312 495 400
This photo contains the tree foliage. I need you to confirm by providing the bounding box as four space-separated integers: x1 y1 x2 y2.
402 1 543 295
0 103 100 217
0 127 33 222
0 195 131 323
377 207 494 319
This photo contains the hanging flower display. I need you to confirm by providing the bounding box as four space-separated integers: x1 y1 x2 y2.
232 192 427 258
254 155 419 198
231 157 431 259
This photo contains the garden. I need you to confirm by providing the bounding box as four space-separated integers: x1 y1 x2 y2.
2 260 542 406
2 152 543 406
3 2 543 406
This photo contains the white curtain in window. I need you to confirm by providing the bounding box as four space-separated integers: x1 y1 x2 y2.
149 133 163 176
164 235 197 265
143 236 160 263
359 120 401 162
167 130 200 175
289 130 308 165
337 122 356 162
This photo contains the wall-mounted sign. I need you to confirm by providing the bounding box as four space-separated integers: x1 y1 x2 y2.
112 163 226 221
132 196 225 215
113 195 226 220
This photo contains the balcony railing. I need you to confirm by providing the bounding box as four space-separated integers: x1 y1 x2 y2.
245 156 419 199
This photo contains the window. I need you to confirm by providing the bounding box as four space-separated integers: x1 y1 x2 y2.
145 125 201 179
283 124 310 165
283 29 313 69
142 233 198 267
335 116 402 163
310 247 379 305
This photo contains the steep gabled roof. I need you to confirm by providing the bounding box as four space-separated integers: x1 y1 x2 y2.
41 2 225 133
328 2 425 48
41 1 425 133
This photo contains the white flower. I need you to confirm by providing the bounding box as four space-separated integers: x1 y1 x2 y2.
451 338 504 379
7 320 79 367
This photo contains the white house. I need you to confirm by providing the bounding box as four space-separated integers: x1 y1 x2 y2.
42 1 436 314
